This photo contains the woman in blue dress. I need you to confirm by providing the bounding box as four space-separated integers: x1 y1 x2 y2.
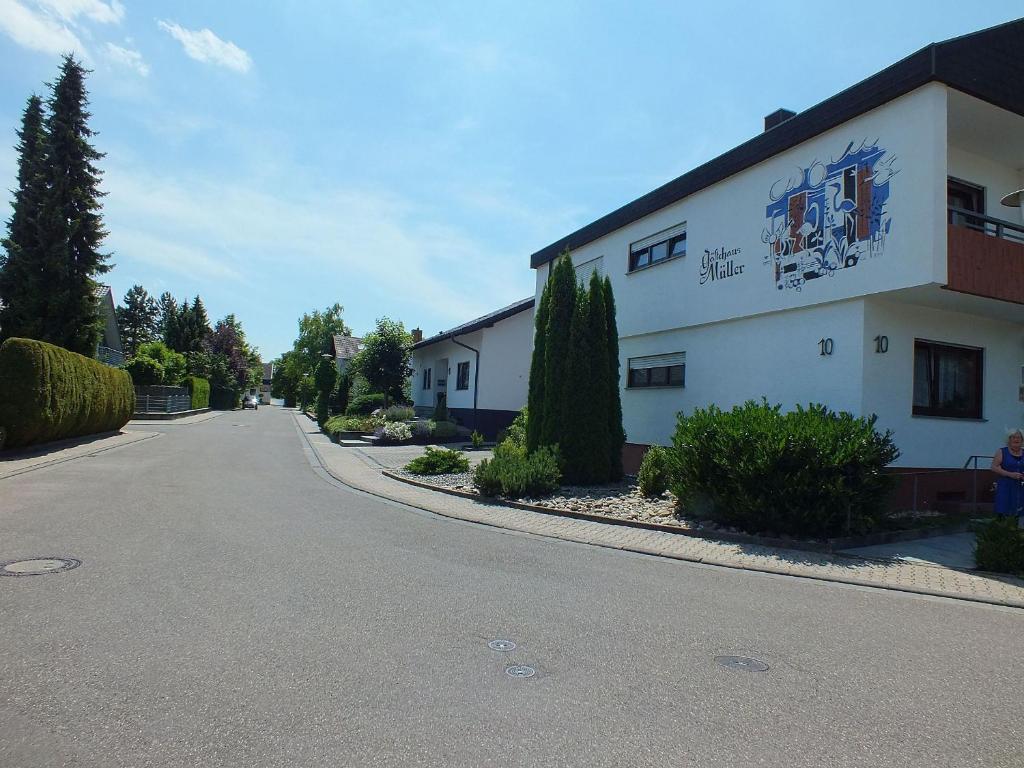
991 429 1024 526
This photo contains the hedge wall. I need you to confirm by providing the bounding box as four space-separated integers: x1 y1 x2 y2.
186 376 210 409
0 337 135 449
210 385 240 410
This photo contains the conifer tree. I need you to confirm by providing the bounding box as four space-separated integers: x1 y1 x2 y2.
540 253 576 448
0 95 47 342
603 276 624 479
116 284 159 357
561 288 592 483
157 292 178 344
35 55 111 354
585 271 611 481
525 280 550 453
190 295 211 347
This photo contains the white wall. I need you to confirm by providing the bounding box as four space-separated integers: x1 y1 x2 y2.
862 297 1024 467
477 307 533 411
620 300 866 446
947 145 1024 218
539 84 947 341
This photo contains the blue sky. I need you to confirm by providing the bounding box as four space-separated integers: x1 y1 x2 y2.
1 1 1021 361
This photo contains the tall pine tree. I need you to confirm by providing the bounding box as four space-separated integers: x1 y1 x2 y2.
603 276 624 480
36 55 111 355
157 291 178 344
0 95 47 342
116 284 159 357
525 279 550 453
539 253 576 448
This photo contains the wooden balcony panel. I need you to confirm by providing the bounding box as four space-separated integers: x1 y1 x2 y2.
947 222 1024 304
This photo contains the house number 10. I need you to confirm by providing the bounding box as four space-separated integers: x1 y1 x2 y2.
874 335 889 353
818 338 834 356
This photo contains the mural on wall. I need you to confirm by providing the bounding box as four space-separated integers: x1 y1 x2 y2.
763 140 898 292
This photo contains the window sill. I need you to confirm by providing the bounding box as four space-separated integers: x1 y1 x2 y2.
626 385 685 391
627 253 685 275
911 413 987 422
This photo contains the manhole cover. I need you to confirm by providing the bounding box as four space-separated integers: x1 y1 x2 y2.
0 557 81 577
505 665 535 678
715 655 769 672
488 639 516 652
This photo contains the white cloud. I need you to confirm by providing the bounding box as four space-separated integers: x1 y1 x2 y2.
0 0 84 55
103 41 148 76
36 0 123 25
157 20 252 73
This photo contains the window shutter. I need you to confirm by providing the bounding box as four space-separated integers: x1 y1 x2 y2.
629 352 685 370
575 256 604 285
630 223 686 253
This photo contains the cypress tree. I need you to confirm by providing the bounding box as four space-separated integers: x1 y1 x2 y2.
0 94 47 343
585 271 611 481
562 287 591 483
36 55 111 355
116 284 159 357
540 253 576 449
603 276 624 480
525 279 550 453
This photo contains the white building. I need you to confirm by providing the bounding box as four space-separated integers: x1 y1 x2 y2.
410 298 534 437
530 19 1024 494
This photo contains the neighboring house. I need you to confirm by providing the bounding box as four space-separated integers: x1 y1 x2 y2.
94 285 123 367
331 334 362 374
410 298 535 437
529 19 1024 504
261 362 273 404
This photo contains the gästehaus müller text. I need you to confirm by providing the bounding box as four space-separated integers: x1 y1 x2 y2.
699 247 744 285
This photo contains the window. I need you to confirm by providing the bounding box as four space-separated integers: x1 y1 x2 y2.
913 340 983 419
575 256 605 286
948 177 985 231
629 223 686 272
422 367 431 390
456 361 470 390
627 352 685 388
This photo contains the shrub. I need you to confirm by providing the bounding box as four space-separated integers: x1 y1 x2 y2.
384 405 415 422
637 445 669 498
0 337 134 448
124 355 163 385
430 420 458 439
185 376 210 409
975 518 1024 574
470 430 484 449
499 407 528 452
474 443 561 498
324 415 374 435
405 446 470 475
210 385 240 410
668 400 899 538
346 392 387 416
378 420 412 443
412 420 433 438
124 341 185 386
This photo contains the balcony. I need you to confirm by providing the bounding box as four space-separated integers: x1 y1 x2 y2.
96 345 125 367
946 206 1024 304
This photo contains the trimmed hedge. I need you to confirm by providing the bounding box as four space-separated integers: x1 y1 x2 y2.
186 376 210 409
210 385 240 410
0 337 135 448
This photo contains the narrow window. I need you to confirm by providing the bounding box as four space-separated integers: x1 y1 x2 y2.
423 367 431 390
456 361 470 390
912 340 983 419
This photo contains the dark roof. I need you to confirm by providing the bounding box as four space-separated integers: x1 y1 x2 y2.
530 18 1024 269
413 297 535 350
93 284 112 300
332 335 361 359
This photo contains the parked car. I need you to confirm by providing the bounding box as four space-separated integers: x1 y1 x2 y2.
242 394 259 410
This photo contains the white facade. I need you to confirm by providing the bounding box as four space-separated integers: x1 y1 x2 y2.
410 302 534 434
533 82 1024 468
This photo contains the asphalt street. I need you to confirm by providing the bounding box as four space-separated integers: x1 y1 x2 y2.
1 406 1022 767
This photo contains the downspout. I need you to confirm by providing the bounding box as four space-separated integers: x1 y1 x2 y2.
450 336 480 433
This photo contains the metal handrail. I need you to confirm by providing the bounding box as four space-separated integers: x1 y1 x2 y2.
948 206 1024 243
886 455 995 512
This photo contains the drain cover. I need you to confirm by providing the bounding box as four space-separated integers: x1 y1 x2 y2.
505 665 535 678
0 557 81 577
488 639 516 652
715 655 769 672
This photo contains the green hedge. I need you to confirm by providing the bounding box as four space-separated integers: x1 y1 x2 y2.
210 385 240 410
0 337 135 449
346 392 387 415
186 376 210 409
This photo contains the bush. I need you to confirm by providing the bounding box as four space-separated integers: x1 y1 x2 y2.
637 445 669 498
470 430 484 449
474 443 561 498
324 415 374 435
185 376 210 409
210 385 240 410
346 392 387 415
377 420 412 444
405 446 470 475
384 405 415 422
124 341 185 386
124 355 163 385
0 337 135 448
975 518 1024 574
668 400 899 538
430 420 458 439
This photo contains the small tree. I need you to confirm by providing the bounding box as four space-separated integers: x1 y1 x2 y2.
603 276 624 480
526 280 550 453
314 357 337 426
125 341 186 386
116 284 159 357
352 317 412 407
585 271 611 481
540 253 576 448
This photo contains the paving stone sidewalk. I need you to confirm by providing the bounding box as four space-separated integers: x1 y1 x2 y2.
294 414 1024 609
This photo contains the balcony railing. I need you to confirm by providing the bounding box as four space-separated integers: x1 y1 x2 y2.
96 345 124 367
946 206 1024 304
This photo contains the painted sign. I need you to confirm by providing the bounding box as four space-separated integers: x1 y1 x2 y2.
763 140 897 291
700 246 744 285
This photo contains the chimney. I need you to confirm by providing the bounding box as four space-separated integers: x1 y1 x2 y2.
764 108 796 132
411 327 423 344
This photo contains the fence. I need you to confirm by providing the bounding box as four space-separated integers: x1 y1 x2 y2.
134 385 191 414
